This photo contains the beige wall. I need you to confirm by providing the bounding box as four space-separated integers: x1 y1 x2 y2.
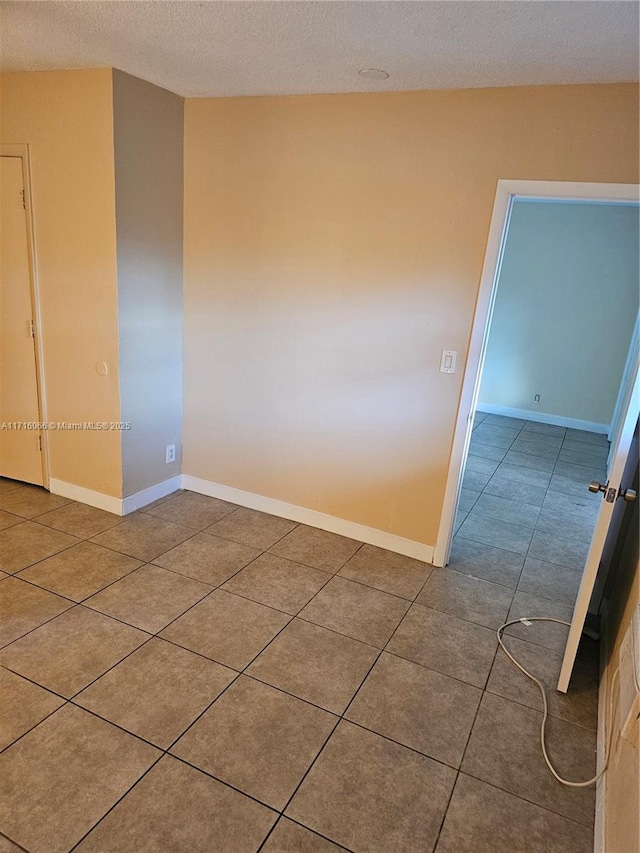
183 84 639 545
0 69 123 496
112 70 183 495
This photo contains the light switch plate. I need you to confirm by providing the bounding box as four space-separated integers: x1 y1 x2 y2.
440 349 457 374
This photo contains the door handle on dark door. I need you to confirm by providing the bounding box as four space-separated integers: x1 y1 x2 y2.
590 481 638 502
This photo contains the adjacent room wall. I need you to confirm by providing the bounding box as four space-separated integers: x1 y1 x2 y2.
0 69 123 496
478 200 640 428
112 69 184 496
183 84 639 547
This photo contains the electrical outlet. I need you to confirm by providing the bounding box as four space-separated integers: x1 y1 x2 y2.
165 444 176 464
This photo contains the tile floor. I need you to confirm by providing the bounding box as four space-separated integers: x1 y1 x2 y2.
0 413 605 852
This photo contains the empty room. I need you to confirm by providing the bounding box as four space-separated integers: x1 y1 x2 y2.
0 2 638 852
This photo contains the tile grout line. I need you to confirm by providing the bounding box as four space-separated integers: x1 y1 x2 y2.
3 497 313 851
64 549 374 850
451 414 601 835
3 465 602 849
0 830 30 853
260 578 428 849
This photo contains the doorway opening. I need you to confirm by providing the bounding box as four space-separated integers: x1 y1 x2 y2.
436 180 639 564
434 179 639 692
0 145 48 488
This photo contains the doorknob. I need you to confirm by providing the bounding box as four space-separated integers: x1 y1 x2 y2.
589 481 637 502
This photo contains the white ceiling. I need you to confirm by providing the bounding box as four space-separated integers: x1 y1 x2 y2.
1 0 638 98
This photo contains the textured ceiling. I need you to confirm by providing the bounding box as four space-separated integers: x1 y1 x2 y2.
0 0 638 98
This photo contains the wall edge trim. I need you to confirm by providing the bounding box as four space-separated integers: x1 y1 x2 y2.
181 474 434 564
477 404 610 434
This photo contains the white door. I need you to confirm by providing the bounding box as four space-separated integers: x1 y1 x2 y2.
558 360 639 692
0 155 44 485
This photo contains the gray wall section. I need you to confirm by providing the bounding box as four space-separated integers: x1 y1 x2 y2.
479 200 639 426
112 69 184 495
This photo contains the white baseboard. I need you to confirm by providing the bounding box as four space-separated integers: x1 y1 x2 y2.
49 475 182 517
49 478 124 515
477 403 609 435
182 474 434 564
122 476 183 514
50 470 434 563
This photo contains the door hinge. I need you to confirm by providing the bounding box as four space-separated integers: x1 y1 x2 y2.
28 319 35 338
37 434 42 452
20 189 25 209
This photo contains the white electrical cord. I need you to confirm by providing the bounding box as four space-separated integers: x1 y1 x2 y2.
497 617 618 788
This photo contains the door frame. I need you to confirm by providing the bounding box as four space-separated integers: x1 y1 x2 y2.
1 143 49 488
433 179 640 568
607 312 639 469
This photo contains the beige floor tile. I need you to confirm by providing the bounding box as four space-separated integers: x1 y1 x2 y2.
0 834 23 852
435 774 593 853
207 507 298 550
0 486 71 520
416 567 513 629
222 552 331 615
143 490 237 530
247 619 378 714
36 502 124 539
17 542 142 602
0 522 79 573
0 511 21 532
74 755 276 853
262 819 348 852
270 525 361 573
160 589 290 669
153 532 259 585
386 604 497 689
299 576 409 648
0 666 65 750
75 637 236 748
85 564 212 633
90 513 193 561
0 704 159 853
0 478 22 496
338 543 433 600
461 693 595 826
287 721 456 852
0 577 73 647
173 676 337 809
0 606 149 697
346 652 481 768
